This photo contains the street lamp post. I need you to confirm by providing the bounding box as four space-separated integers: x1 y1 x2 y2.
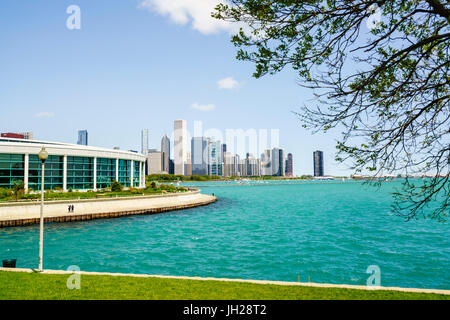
38 147 48 271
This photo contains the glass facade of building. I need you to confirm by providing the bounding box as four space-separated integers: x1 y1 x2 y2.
67 156 94 190
0 147 142 191
0 154 24 189
97 158 116 189
118 159 131 187
133 161 140 187
209 141 222 176
29 155 64 190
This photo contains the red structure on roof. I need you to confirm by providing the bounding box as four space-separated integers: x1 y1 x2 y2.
1 133 26 139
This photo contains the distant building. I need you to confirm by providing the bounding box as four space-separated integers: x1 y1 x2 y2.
287 153 293 177
208 140 222 176
141 129 149 155
223 152 233 177
169 159 175 175
261 149 272 176
1 132 33 140
146 150 162 175
221 143 227 163
191 137 209 175
271 148 285 176
313 150 324 177
77 130 88 146
161 134 170 173
185 152 192 177
246 154 261 177
174 119 187 175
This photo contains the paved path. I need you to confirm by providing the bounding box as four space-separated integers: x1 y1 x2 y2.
0 190 217 227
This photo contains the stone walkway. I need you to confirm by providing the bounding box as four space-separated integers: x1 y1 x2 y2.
0 191 217 227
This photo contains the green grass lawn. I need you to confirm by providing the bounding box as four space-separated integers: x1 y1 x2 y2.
0 271 448 300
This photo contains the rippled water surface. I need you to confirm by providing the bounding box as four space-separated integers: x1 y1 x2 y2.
1 180 449 289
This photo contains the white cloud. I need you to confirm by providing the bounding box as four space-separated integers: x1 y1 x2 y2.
139 0 242 35
191 102 215 111
217 77 239 89
35 112 55 118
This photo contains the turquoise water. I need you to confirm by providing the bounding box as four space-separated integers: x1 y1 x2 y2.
1 181 449 289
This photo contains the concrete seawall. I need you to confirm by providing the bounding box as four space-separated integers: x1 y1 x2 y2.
0 190 217 228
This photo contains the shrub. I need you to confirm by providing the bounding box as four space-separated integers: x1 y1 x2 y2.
111 180 123 192
0 188 11 199
12 180 25 200
129 187 140 194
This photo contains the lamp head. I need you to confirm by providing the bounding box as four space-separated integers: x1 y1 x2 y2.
38 147 48 163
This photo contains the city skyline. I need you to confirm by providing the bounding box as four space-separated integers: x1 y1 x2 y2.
0 1 349 176
143 120 296 178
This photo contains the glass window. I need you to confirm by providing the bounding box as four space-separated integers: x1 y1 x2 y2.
133 161 141 187
118 159 131 187
97 158 116 189
0 153 24 189
28 154 63 191
66 156 94 190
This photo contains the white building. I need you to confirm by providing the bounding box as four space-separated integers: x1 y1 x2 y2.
0 137 146 192
174 119 187 175
141 129 149 155
146 150 162 175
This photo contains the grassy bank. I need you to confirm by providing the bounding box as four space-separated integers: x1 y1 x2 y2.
0 271 448 300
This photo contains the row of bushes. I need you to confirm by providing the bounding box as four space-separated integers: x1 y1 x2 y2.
0 180 187 202
146 174 222 182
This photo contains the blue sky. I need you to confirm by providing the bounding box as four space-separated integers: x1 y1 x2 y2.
0 0 362 176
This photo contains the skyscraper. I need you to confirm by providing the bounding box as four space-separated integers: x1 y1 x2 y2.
161 134 170 173
191 137 209 175
146 150 162 174
313 150 324 177
271 148 285 176
208 140 222 176
287 153 293 177
174 119 187 175
77 130 88 146
185 152 192 177
221 143 227 163
141 129 149 155
223 152 233 177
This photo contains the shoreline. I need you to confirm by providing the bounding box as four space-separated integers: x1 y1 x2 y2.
0 190 217 228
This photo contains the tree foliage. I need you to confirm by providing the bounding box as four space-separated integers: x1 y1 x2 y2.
214 0 449 220
110 180 123 192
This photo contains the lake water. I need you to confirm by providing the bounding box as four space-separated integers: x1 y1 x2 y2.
1 180 449 289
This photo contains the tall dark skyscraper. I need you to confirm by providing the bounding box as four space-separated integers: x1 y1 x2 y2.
169 159 175 175
221 144 227 163
313 150 324 177
287 153 293 177
77 130 88 146
161 134 170 173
